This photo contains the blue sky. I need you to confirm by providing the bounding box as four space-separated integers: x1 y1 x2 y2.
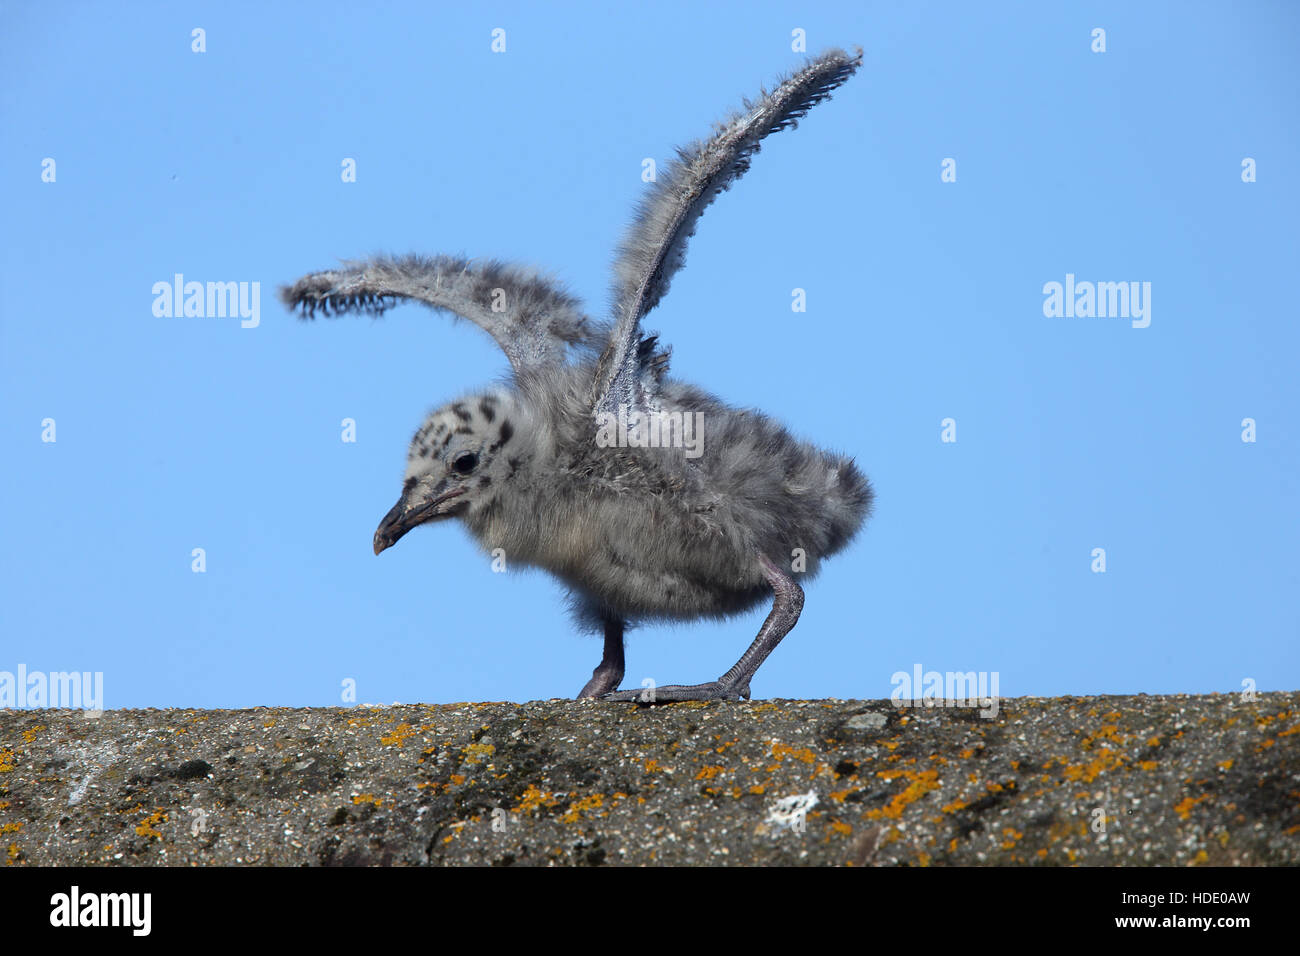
2 1 1296 708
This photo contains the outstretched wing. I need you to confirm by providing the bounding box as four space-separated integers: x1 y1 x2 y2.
592 47 862 415
280 254 598 376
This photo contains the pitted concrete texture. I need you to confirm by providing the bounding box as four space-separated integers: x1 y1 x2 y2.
0 692 1295 866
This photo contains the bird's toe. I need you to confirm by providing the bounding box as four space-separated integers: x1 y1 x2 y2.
601 681 747 704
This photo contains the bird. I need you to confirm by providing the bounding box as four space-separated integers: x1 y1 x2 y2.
280 47 873 703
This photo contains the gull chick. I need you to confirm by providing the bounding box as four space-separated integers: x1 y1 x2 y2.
282 48 872 702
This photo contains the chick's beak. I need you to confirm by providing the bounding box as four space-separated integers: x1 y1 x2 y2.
373 485 467 555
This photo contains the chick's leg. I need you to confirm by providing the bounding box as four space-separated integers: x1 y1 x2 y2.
602 553 804 703
577 616 626 699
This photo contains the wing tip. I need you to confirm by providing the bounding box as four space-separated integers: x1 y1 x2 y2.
279 274 392 319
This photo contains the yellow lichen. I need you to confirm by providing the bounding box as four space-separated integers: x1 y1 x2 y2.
1174 794 1211 820
461 743 495 764
561 793 605 824
134 811 167 839
1080 724 1125 748
513 784 560 814
1062 748 1126 783
1254 709 1290 728
770 743 817 764
866 769 941 820
380 723 417 747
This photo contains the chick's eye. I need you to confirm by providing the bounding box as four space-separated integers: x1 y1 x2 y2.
452 452 479 475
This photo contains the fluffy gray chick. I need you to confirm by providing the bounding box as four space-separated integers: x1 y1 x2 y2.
281 48 872 703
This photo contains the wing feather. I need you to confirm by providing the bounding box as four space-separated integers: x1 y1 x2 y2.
592 48 862 415
280 254 597 375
